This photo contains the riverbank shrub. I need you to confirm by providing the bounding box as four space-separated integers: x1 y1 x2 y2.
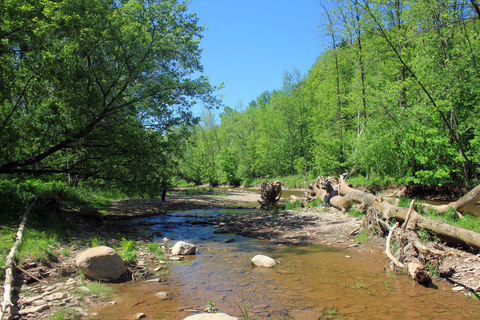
119 238 137 263
285 199 303 210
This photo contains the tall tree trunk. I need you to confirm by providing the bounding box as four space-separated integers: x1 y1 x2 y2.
321 2 343 159
354 0 367 134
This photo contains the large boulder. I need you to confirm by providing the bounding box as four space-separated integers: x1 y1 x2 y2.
75 246 126 280
183 313 237 320
251 254 276 268
171 241 196 255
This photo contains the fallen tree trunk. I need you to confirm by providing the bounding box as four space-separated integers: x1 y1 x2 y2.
299 175 480 284
328 179 480 249
1 198 37 320
421 184 480 214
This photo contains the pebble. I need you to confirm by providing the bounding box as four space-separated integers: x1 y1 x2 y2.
123 312 146 320
78 286 91 293
155 291 170 300
169 256 184 261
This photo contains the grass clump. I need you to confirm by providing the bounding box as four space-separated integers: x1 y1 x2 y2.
204 299 217 313
17 229 58 264
348 207 364 218
306 197 322 208
285 199 302 210
86 281 115 299
355 230 370 243
146 242 165 260
0 226 15 279
419 204 480 234
46 309 81 320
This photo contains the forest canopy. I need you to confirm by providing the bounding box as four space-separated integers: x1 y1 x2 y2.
2 0 480 196
180 0 480 188
0 0 219 193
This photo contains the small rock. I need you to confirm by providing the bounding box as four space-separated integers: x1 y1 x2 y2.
106 301 117 305
171 241 196 255
251 254 276 268
169 256 184 261
123 312 146 320
78 286 91 293
224 238 234 243
155 291 170 300
145 278 162 282
345 255 351 258
452 285 465 292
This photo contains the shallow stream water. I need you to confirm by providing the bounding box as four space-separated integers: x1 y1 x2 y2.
89 208 480 320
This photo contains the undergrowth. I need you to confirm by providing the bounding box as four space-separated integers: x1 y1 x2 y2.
119 238 137 263
355 230 370 243
348 207 364 218
285 199 302 210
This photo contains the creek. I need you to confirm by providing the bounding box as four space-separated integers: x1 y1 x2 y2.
89 206 480 320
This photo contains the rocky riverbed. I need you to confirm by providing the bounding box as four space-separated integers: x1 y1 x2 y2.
3 188 480 319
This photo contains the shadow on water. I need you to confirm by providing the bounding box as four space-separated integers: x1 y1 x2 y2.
92 208 480 320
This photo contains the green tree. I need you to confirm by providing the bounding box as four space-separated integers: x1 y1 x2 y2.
0 0 218 191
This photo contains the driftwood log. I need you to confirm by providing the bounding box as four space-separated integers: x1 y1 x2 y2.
297 176 480 284
315 176 480 249
258 180 282 208
0 198 38 320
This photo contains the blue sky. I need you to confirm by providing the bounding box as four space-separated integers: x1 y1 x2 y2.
187 0 327 117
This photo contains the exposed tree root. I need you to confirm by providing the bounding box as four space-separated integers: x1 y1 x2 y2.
258 180 282 208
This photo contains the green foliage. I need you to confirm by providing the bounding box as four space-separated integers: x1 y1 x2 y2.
46 309 81 320
85 281 115 299
120 238 137 263
147 243 165 260
417 228 440 244
236 301 258 320
348 207 364 218
307 197 323 208
426 262 440 279
90 237 104 248
0 226 15 279
355 230 370 243
285 199 303 210
0 0 218 195
18 229 58 263
397 197 414 208
178 0 480 187
204 299 217 313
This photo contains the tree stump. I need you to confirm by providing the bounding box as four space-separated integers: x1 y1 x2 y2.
258 180 282 208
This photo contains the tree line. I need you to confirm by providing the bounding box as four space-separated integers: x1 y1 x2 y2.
180 0 480 188
2 0 480 198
